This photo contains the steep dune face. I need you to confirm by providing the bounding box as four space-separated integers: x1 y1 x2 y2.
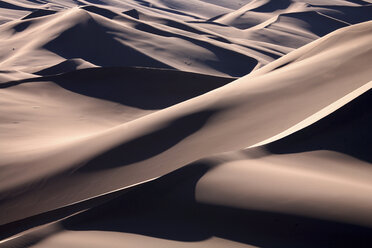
0 19 371 228
0 0 371 247
197 89 372 226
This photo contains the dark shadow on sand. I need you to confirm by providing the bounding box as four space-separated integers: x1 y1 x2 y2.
42 14 174 70
314 4 372 25
64 161 372 248
33 5 257 77
278 11 348 37
52 67 233 109
78 109 218 171
0 67 234 109
266 89 372 163
22 9 57 20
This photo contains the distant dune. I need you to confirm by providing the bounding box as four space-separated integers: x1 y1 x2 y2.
0 0 371 247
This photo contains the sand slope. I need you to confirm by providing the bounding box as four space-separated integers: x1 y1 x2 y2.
0 0 370 77
0 0 371 247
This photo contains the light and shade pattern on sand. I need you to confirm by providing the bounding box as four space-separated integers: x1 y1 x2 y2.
0 0 372 247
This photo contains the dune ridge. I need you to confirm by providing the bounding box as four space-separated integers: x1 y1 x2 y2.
1 19 371 224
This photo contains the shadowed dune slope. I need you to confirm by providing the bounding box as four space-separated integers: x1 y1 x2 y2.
266 89 372 162
196 89 372 227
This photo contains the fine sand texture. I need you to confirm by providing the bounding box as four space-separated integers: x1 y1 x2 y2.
0 0 372 247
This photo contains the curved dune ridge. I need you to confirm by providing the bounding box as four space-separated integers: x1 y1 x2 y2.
0 0 372 247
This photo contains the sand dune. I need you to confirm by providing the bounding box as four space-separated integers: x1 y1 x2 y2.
0 0 371 247
197 89 372 226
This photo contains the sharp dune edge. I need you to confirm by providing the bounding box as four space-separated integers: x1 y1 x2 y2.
0 0 371 247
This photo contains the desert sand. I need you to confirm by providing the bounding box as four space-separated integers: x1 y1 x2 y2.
0 0 371 247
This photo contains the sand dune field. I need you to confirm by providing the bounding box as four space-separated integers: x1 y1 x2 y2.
0 0 371 247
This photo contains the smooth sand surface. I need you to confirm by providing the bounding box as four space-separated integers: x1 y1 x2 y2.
0 0 371 247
